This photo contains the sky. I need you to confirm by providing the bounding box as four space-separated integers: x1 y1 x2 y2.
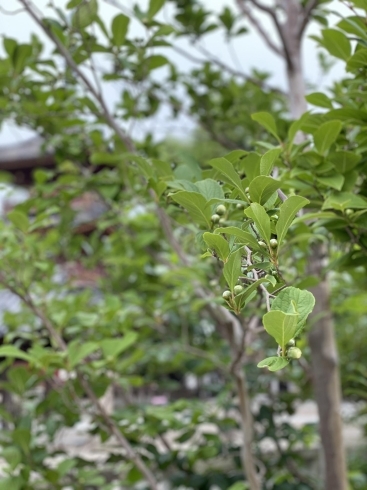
0 0 347 146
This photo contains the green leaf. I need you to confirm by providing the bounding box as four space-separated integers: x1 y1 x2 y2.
0 346 33 363
322 29 351 60
209 157 248 201
257 356 289 371
2 447 22 470
111 14 130 46
275 196 310 246
305 92 333 109
215 227 263 251
223 249 242 290
68 341 99 368
7 209 29 232
322 192 367 211
260 148 282 175
263 310 299 347
235 277 273 309
288 112 310 145
251 112 281 143
72 0 98 29
244 203 271 244
313 120 342 155
148 0 166 18
145 54 168 70
316 174 345 190
101 332 138 360
13 44 32 74
172 191 212 227
328 151 361 173
196 179 224 200
249 176 280 205
203 232 230 262
271 286 315 336
347 48 367 72
241 153 261 182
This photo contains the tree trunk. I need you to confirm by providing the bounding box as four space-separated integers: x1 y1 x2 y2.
307 245 348 490
281 2 348 488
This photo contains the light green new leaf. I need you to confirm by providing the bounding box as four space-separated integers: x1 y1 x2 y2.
249 176 280 205
257 356 289 372
322 29 351 60
244 203 271 244
223 249 242 291
146 54 168 70
235 277 274 311
305 92 333 109
8 209 29 233
68 341 99 368
101 332 137 360
271 286 315 337
260 148 282 175
251 112 281 143
276 196 309 245
172 191 212 227
215 227 263 251
209 157 248 201
148 0 165 18
316 174 344 190
263 310 299 347
314 120 342 155
203 232 230 262
111 14 130 46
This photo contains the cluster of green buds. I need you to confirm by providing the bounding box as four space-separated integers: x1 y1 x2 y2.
282 339 302 359
211 205 227 225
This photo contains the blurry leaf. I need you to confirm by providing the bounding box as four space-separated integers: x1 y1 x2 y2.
72 0 98 28
145 55 168 70
7 209 29 233
306 92 333 109
347 48 367 71
276 196 309 245
148 0 165 18
101 332 138 360
68 341 98 368
249 176 280 205
314 120 342 155
0 346 33 363
223 249 241 290
203 232 230 261
316 174 344 190
322 29 351 60
2 447 22 470
244 203 271 244
257 356 289 371
111 14 130 46
251 112 281 143
322 192 367 211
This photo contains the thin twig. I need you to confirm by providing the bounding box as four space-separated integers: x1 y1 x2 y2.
299 0 320 36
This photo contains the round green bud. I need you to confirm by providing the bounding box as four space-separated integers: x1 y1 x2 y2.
287 347 302 359
286 339 295 348
233 285 244 295
245 187 250 193
236 203 245 210
219 218 226 224
216 204 227 216
222 290 232 300
211 214 221 223
271 214 279 221
270 238 278 249
345 208 354 216
258 240 267 249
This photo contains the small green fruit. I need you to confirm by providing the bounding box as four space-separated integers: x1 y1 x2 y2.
270 238 278 249
245 186 250 193
211 214 220 223
222 290 232 300
219 218 226 224
233 285 244 295
271 214 279 221
345 208 354 216
236 203 245 210
287 347 302 359
216 204 227 215
258 241 267 249
286 339 295 348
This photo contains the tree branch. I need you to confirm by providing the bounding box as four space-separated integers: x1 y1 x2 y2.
299 0 320 37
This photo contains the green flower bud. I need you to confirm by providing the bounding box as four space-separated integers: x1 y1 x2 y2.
211 214 221 223
245 187 250 193
219 218 226 224
236 203 245 210
216 204 226 216
287 347 302 359
345 208 354 216
233 285 244 295
271 214 279 221
222 290 232 300
270 238 278 249
258 241 267 249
